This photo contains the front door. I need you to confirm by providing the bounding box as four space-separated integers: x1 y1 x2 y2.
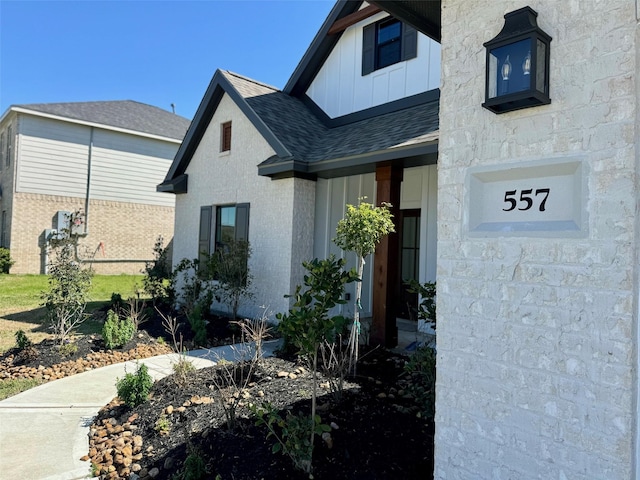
396 209 420 319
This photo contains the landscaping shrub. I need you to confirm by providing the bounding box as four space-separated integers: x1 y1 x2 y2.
0 247 14 274
143 235 173 306
186 303 207 347
206 239 254 320
270 255 358 473
173 448 210 480
14 330 32 350
102 309 136 349
405 279 436 330
404 346 437 418
116 362 153 407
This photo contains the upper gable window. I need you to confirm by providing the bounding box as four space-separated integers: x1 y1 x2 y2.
362 18 418 76
221 121 232 152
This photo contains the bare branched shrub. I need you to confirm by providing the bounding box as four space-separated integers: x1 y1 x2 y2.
209 312 271 430
319 335 350 401
232 308 272 363
126 297 148 329
157 308 196 386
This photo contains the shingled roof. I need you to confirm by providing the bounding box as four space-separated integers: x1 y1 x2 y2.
159 69 438 190
13 100 191 141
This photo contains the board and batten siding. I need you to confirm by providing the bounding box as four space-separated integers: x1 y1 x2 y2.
16 115 176 207
313 165 437 319
306 10 441 119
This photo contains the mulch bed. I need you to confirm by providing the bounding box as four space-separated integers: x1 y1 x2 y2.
89 348 434 480
0 306 434 479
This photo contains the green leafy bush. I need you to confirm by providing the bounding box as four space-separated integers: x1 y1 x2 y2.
14 330 32 350
173 448 209 480
0 247 14 274
143 235 173 305
252 403 330 472
405 279 436 329
404 346 437 418
102 309 136 349
206 239 254 320
116 362 153 407
186 303 207 347
58 341 78 357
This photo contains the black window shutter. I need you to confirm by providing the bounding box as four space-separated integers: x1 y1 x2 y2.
235 203 250 242
401 23 418 61
198 206 213 264
362 23 375 76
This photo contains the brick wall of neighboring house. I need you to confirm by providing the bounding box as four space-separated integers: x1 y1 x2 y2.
435 1 637 479
10 192 174 275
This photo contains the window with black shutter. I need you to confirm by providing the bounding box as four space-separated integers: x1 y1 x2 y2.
362 18 418 76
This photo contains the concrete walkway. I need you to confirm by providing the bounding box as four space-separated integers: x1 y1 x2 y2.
0 340 281 480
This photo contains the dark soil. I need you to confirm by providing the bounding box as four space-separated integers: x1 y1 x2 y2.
2 302 435 479
94 348 434 480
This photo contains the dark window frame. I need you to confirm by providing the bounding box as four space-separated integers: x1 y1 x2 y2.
198 203 250 264
362 17 418 76
221 121 232 152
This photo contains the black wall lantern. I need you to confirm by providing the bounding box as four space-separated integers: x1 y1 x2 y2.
482 6 551 114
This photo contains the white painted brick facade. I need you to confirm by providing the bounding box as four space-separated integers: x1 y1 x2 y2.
172 94 315 320
436 1 638 479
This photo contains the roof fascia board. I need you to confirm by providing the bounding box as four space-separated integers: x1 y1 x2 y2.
284 0 363 97
308 141 438 173
6 106 182 143
163 70 292 182
258 140 438 177
157 173 188 194
301 89 440 128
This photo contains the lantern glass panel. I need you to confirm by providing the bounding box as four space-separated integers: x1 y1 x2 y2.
536 39 547 93
488 38 532 99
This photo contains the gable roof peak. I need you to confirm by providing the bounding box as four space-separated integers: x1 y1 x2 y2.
221 71 280 93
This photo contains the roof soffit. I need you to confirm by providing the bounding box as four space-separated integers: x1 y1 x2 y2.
368 1 441 42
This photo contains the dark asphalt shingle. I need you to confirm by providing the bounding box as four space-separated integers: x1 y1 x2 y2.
222 71 438 166
15 100 191 141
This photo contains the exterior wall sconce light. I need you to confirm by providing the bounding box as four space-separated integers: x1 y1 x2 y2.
482 6 552 114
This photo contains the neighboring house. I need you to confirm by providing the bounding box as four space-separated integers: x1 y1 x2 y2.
0 101 190 274
159 2 440 347
162 1 640 479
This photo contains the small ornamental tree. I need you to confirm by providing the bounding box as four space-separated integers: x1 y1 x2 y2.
275 256 359 473
42 211 93 345
333 198 395 370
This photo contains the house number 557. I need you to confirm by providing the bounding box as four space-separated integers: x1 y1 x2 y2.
502 188 550 212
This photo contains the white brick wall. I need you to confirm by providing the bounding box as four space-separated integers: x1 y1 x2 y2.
436 1 638 479
173 94 315 320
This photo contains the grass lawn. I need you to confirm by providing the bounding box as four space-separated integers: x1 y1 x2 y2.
0 274 145 353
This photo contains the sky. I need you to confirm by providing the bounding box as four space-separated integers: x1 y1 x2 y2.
0 0 335 120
